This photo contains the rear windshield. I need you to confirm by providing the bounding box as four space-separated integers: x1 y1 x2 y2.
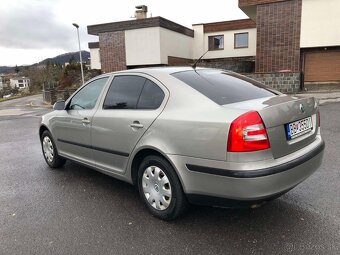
172 70 276 105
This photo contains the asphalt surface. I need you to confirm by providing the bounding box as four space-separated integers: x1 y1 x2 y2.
0 95 339 255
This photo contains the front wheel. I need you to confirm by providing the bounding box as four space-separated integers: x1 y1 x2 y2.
137 155 188 220
41 130 66 168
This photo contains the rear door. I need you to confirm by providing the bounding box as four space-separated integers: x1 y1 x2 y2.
91 74 168 174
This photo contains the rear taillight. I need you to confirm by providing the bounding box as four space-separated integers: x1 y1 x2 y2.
317 111 321 127
227 111 270 152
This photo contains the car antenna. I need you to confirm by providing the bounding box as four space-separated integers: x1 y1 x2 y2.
192 50 209 70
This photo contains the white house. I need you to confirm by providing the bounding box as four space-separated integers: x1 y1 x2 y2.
10 77 30 90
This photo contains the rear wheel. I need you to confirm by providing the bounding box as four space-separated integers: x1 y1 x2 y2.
137 155 188 220
41 130 66 168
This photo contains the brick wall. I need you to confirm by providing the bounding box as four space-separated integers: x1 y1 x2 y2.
167 56 255 73
168 56 193 66
198 57 255 73
256 0 302 73
99 31 126 73
245 72 300 93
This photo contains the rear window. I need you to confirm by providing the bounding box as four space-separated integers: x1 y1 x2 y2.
172 70 276 105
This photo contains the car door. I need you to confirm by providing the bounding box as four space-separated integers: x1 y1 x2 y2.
53 76 110 165
91 74 168 174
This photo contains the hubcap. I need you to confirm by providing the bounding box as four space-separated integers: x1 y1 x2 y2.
142 166 172 211
42 136 54 163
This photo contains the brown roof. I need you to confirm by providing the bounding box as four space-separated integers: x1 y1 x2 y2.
87 16 194 37
88 42 99 49
203 19 256 33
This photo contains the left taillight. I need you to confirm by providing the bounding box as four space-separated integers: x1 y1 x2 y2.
227 111 270 152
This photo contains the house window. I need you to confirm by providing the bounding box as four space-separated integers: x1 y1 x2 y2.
208 35 224 51
234 32 249 48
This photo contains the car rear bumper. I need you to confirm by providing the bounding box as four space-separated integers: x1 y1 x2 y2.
167 137 324 204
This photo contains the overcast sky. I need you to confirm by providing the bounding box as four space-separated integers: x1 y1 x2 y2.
0 0 247 66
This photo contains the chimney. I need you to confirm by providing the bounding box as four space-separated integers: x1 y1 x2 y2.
135 5 148 19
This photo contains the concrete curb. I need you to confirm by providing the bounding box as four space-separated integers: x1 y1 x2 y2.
292 92 340 106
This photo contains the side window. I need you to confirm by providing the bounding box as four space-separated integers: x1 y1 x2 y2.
208 35 224 51
69 77 108 110
103 76 146 109
234 32 249 49
137 80 165 109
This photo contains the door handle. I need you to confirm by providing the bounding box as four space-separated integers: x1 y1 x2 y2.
130 121 144 129
82 118 91 124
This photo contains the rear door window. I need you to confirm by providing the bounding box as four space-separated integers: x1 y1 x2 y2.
172 70 276 105
103 75 146 109
137 80 165 109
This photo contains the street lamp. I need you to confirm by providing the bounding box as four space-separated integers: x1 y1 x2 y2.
72 23 85 85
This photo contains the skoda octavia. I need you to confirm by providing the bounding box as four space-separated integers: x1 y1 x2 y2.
39 67 324 220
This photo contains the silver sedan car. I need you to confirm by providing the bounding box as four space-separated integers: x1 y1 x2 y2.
39 67 324 220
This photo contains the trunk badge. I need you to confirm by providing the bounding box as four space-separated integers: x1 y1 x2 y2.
299 104 305 113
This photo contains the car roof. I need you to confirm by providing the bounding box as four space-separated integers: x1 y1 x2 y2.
104 66 209 76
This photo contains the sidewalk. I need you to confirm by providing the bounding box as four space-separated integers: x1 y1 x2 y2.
293 90 340 105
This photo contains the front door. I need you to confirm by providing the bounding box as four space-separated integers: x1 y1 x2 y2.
53 77 109 165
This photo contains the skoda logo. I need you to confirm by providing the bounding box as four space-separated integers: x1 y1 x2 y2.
299 104 305 113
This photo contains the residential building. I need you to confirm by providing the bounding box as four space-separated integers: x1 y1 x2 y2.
192 19 256 73
87 16 194 73
239 0 340 91
10 77 30 90
87 1 340 92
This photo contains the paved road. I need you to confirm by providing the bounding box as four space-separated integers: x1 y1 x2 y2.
0 96 339 255
0 94 50 120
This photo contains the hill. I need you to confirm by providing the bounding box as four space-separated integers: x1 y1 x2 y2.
0 51 90 74
39 51 90 65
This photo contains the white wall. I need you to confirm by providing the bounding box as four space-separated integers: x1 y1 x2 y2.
90 48 101 70
301 0 340 48
125 27 162 66
192 25 204 59
159 27 193 64
202 28 257 59
125 27 193 66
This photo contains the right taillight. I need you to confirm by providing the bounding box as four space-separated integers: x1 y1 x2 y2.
317 111 321 127
227 111 270 152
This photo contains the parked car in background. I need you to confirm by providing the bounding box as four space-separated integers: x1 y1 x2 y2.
39 67 324 220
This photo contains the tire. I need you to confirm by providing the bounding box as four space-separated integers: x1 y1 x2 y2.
137 155 188 220
41 130 66 168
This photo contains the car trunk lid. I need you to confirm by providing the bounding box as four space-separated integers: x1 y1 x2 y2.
225 95 318 159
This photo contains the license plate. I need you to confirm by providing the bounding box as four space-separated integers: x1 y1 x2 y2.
285 117 313 140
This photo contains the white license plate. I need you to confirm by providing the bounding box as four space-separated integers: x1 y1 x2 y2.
285 117 313 140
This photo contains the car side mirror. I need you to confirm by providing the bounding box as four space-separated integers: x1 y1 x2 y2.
53 100 66 110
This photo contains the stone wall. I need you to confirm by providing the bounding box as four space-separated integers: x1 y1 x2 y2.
43 89 77 105
244 72 301 93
